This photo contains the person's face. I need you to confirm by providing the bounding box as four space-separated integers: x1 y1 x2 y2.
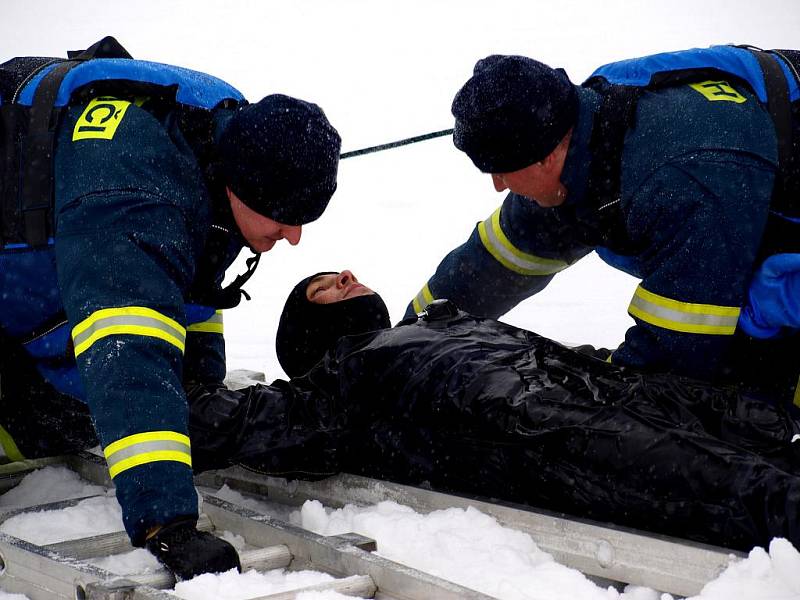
306 270 376 304
227 187 302 253
489 132 571 208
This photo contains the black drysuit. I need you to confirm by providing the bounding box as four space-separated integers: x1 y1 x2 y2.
8 306 800 551
188 307 800 552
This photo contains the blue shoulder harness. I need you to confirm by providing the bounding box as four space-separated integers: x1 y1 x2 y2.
14 58 244 109
590 45 799 103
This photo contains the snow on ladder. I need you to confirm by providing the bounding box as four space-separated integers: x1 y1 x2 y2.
195 466 744 598
0 452 497 600
0 452 743 599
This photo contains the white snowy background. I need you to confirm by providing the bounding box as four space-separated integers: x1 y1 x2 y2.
1 1 800 599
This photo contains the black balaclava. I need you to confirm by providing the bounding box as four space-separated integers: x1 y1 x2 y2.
276 272 391 378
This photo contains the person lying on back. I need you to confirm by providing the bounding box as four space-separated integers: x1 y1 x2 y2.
188 269 800 552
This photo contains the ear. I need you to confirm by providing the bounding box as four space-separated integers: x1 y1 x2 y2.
540 129 572 175
538 149 560 175
226 186 239 207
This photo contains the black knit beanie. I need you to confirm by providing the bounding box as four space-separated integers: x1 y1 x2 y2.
452 55 578 173
220 94 342 226
276 272 391 378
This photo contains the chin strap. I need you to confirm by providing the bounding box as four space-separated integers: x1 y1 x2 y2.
215 251 261 308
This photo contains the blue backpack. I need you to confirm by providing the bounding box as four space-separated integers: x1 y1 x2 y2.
0 38 252 397
0 36 244 249
582 45 800 338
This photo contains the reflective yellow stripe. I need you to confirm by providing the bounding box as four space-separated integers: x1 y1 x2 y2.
627 286 740 335
478 207 569 276
0 425 24 463
793 376 800 409
107 451 192 479
412 283 435 314
187 311 223 334
104 431 191 479
72 307 186 357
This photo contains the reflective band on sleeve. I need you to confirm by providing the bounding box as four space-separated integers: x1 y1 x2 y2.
793 376 800 409
72 307 186 357
0 425 24 464
187 310 223 334
411 283 436 314
627 286 740 335
478 207 570 276
104 431 191 479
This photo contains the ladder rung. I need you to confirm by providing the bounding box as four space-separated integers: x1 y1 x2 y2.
250 574 377 599
126 545 293 589
43 514 213 559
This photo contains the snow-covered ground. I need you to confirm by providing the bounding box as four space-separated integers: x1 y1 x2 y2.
2 1 800 598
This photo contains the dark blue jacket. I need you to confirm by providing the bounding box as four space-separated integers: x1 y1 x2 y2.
0 59 247 544
407 47 798 403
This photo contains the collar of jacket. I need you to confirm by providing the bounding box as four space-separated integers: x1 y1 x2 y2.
209 108 247 247
559 86 600 212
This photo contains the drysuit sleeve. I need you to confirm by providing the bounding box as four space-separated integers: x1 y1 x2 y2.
404 192 592 319
186 374 347 479
611 153 775 380
54 98 209 543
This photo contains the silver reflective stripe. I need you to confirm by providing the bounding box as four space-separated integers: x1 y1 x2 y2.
105 440 190 471
629 295 738 328
412 284 435 314
480 214 568 275
187 311 223 333
72 314 185 349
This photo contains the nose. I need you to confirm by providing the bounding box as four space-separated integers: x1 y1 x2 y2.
282 225 302 246
492 174 507 192
337 269 356 288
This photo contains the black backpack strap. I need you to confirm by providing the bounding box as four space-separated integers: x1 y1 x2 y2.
746 48 793 180
21 59 82 246
0 57 61 105
585 83 640 208
580 80 642 250
19 36 133 246
67 36 133 61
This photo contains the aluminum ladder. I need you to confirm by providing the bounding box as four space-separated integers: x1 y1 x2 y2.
0 452 742 599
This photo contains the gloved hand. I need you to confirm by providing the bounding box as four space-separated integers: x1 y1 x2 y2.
739 253 800 339
572 344 613 361
145 518 241 580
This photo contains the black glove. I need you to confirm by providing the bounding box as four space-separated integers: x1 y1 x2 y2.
572 344 613 361
145 518 241 580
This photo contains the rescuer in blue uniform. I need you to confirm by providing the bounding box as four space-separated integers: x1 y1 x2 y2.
406 46 800 408
0 41 341 579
